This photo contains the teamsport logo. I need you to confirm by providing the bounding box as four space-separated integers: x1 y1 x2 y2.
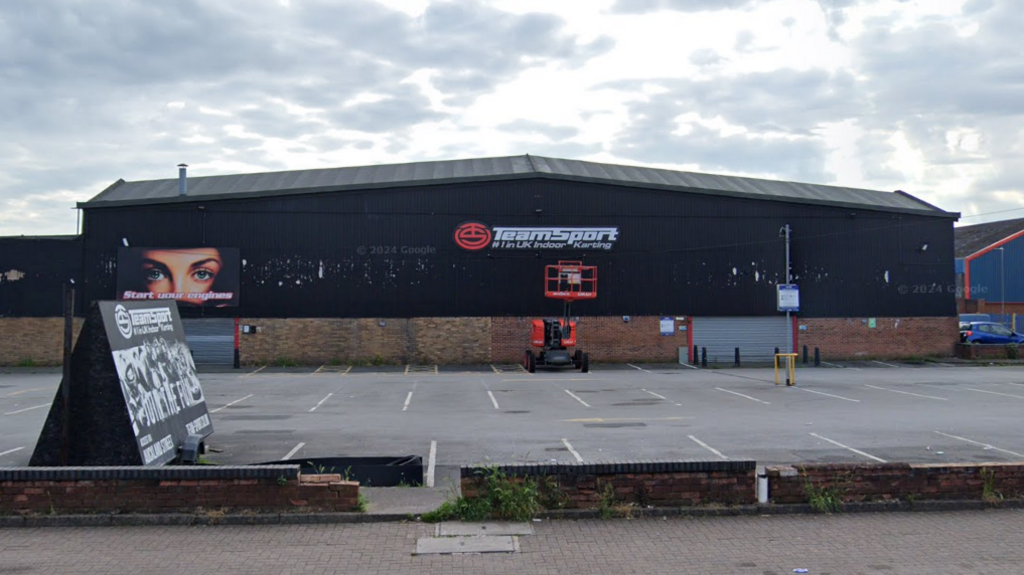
453 221 493 251
115 304 133 339
453 221 620 251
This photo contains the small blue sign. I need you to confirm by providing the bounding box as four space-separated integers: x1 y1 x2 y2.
660 317 674 336
777 284 800 312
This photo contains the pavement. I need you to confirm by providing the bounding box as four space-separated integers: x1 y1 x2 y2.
2 508 1023 574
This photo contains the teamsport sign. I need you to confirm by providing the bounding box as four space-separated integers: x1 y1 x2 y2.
99 300 213 466
453 221 620 251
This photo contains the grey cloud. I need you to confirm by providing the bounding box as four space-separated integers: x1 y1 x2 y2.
328 85 445 133
690 49 724 66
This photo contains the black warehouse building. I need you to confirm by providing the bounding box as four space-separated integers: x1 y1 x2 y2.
0 155 958 366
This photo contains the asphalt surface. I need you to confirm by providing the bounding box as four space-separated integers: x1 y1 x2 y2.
2 509 1023 574
3 362 1024 476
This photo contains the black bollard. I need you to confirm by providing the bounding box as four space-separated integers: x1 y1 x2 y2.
693 345 699 366
701 347 708 368
774 346 779 357
734 347 741 367
803 345 808 365
814 347 821 367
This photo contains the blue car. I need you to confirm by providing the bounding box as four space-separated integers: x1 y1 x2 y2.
959 322 1024 344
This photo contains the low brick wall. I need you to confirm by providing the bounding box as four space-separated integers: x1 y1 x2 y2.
461 461 757 509
766 463 1024 504
0 318 84 366
955 343 1020 360
0 466 359 515
798 317 958 360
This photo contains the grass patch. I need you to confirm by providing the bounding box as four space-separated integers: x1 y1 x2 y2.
274 357 299 368
805 480 845 514
981 468 1003 503
17 358 37 368
421 467 540 523
355 493 368 512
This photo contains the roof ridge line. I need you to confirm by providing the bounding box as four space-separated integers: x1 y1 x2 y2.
525 153 538 174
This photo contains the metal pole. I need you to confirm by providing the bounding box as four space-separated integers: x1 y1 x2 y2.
59 282 74 466
1001 247 1005 324
783 224 792 352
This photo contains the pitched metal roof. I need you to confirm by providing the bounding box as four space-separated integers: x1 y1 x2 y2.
81 155 954 216
955 217 1024 258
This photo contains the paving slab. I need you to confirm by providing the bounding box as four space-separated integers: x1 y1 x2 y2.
414 535 518 555
437 521 534 536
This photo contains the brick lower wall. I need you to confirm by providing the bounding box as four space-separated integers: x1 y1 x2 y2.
461 462 756 509
0 318 84 366
0 473 358 514
491 315 688 364
955 343 1020 360
797 317 957 360
766 463 1024 504
238 317 492 365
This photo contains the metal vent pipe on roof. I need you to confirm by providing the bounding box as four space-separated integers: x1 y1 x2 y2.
178 163 188 196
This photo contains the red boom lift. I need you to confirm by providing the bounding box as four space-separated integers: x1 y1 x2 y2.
524 261 596 374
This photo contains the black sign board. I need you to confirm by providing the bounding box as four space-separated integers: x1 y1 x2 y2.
100 301 213 465
30 301 213 467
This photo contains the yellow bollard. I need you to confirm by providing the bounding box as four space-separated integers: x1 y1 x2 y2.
775 353 798 386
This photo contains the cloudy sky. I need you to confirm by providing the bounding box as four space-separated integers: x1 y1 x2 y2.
1 0 1020 235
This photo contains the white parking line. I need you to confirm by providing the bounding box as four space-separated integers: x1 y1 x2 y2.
872 360 900 368
688 435 728 460
283 442 305 460
822 361 861 371
934 431 1024 459
798 388 860 403
564 390 592 408
312 365 324 375
426 440 437 487
210 394 253 413
3 404 49 416
809 432 886 463
715 387 770 405
627 363 652 373
0 446 25 458
965 388 1024 400
679 362 699 370
487 390 500 410
402 391 414 411
243 366 266 377
561 438 584 463
641 388 681 406
309 393 334 412
864 384 947 401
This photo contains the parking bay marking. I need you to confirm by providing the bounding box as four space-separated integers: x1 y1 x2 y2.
641 389 681 406
0 446 25 458
688 435 728 460
283 442 305 460
965 388 1024 401
627 364 652 373
934 431 1024 459
809 432 886 463
797 388 860 403
561 438 584 463
3 404 49 416
427 441 437 487
6 387 48 397
210 394 253 413
715 388 770 405
403 391 414 412
309 393 334 412
565 416 687 423
564 390 592 408
864 384 947 401
487 390 500 410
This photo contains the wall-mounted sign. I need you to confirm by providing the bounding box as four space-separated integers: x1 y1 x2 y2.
777 284 800 312
453 221 619 251
660 317 675 336
117 247 240 307
100 301 213 466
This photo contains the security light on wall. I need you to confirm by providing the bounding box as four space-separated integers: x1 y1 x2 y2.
920 243 929 252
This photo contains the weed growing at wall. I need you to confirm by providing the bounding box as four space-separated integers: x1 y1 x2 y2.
422 467 540 522
981 468 1003 503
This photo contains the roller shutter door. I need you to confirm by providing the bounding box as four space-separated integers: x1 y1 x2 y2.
692 317 791 364
182 318 235 366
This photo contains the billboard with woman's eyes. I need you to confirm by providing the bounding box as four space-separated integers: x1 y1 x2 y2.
117 247 240 307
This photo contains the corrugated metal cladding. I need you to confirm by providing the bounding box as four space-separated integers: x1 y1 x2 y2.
80 178 956 319
0 236 82 317
692 317 791 363
966 236 1024 302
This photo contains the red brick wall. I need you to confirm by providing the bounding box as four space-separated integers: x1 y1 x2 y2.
766 463 1024 504
797 317 957 360
0 473 358 514
491 315 688 364
462 467 755 509
955 343 1020 360
0 318 84 366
